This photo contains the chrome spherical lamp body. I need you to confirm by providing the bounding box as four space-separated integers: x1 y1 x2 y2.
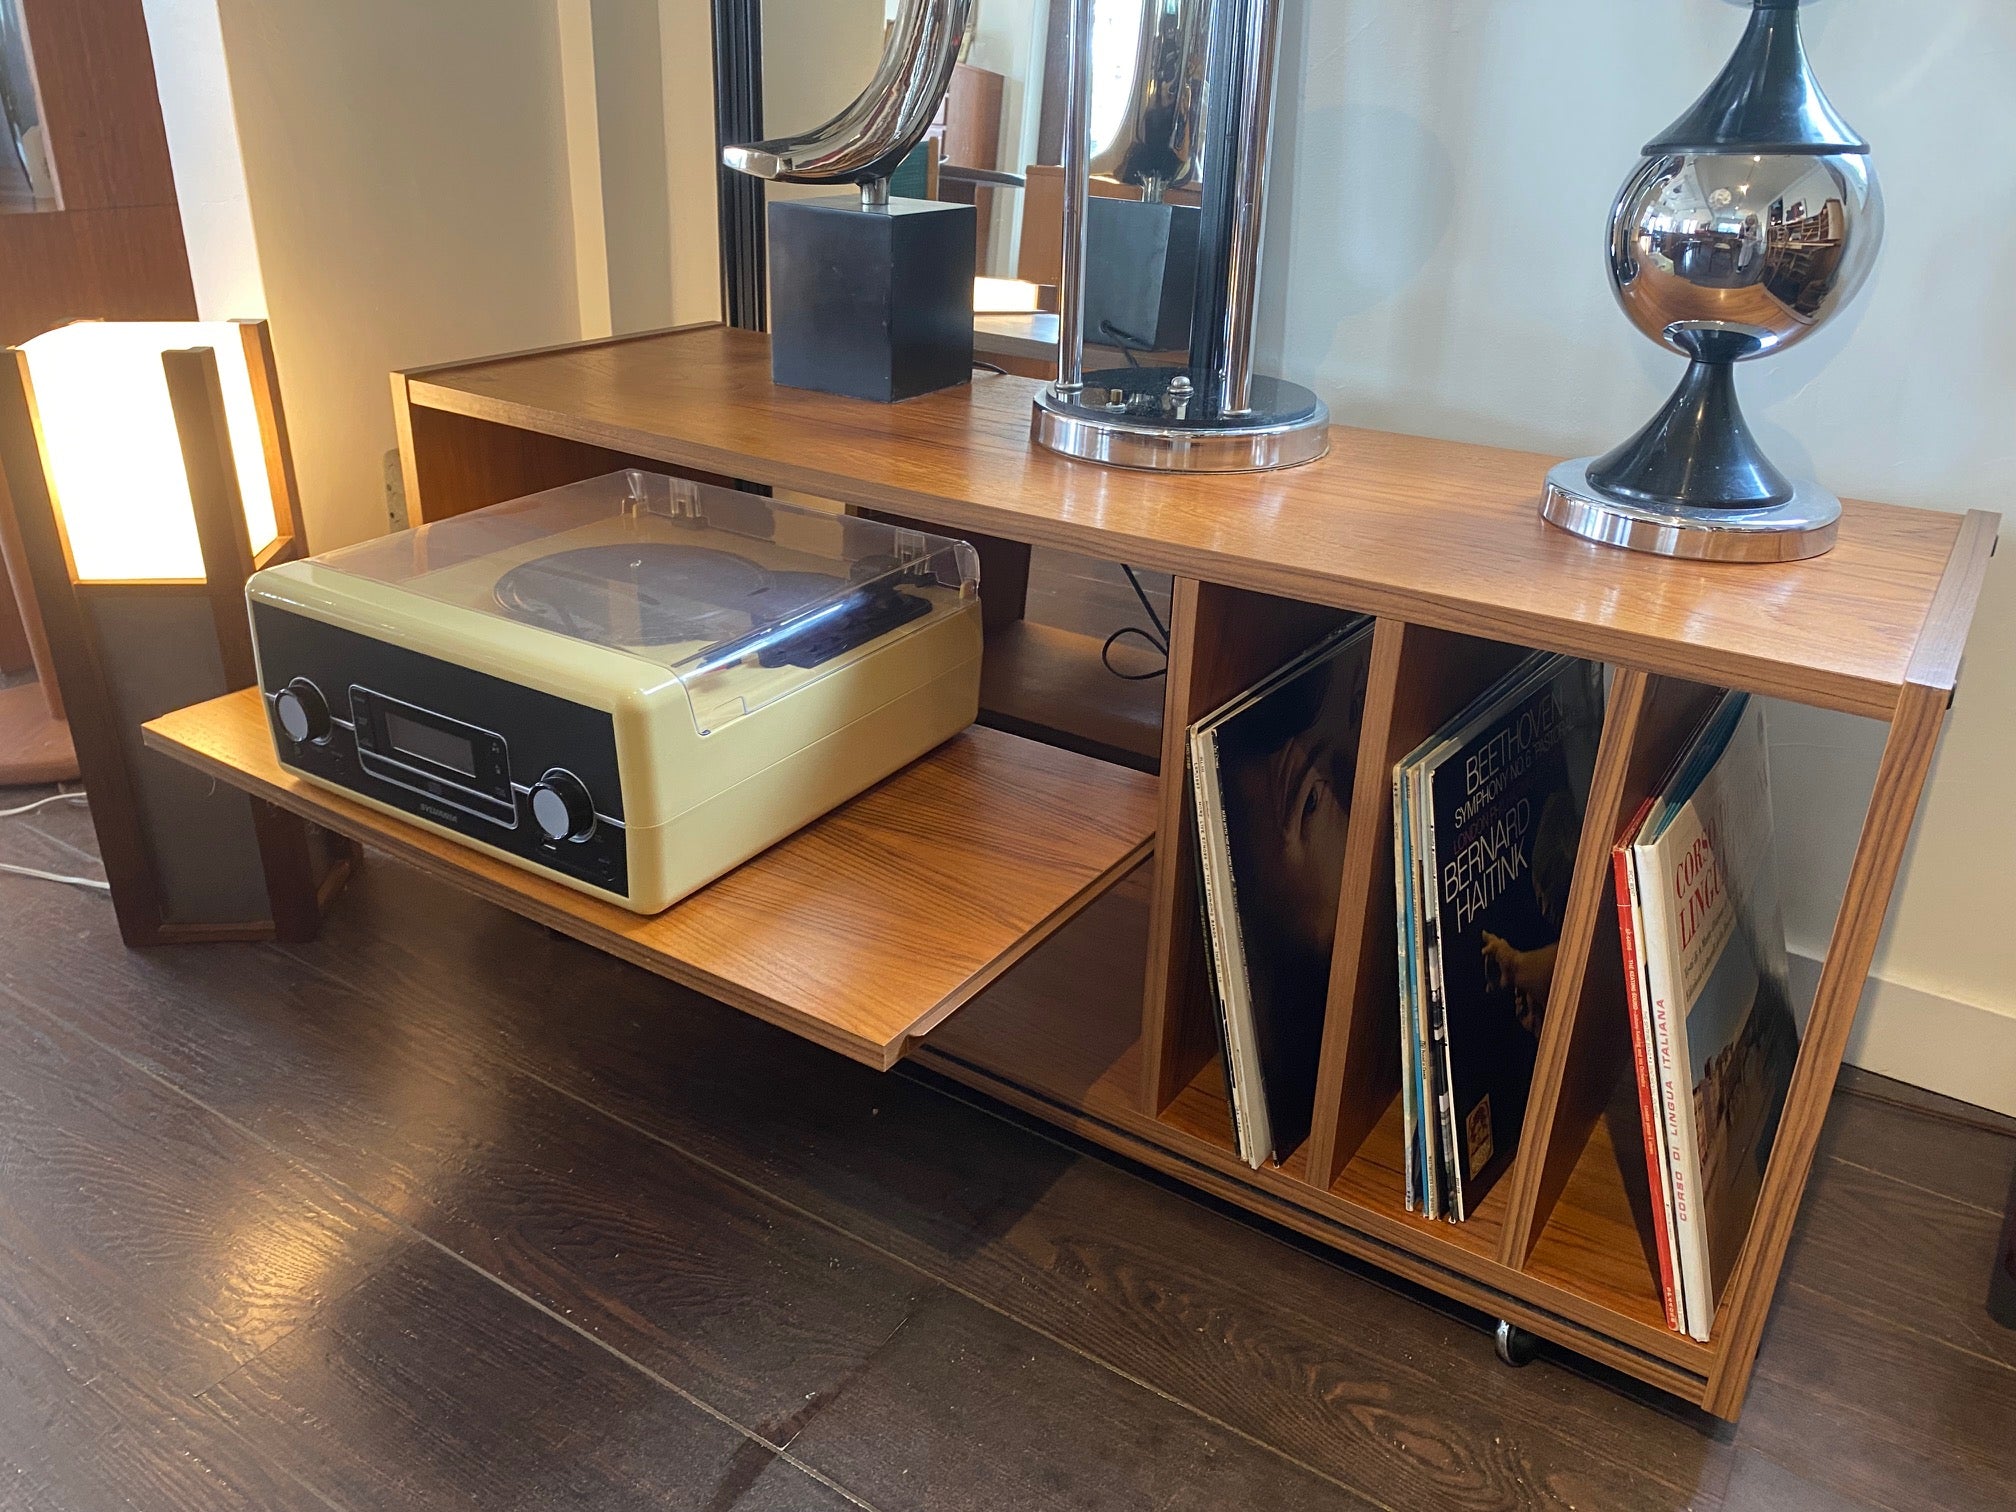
1542 0 1883 562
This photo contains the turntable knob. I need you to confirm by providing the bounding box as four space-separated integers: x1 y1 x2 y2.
274 678 331 745
531 769 596 843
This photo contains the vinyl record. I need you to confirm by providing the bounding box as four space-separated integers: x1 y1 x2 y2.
493 543 842 648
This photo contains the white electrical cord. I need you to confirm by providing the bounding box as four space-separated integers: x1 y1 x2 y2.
0 860 110 893
0 789 109 894
0 790 88 819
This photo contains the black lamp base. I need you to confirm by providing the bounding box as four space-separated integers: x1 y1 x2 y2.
1587 349 1796 510
1541 341 1840 562
768 195 975 404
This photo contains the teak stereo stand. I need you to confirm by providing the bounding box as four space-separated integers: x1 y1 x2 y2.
144 324 1996 1420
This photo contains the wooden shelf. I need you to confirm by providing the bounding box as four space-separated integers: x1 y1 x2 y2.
396 324 1980 720
379 324 1996 1421
979 619 1162 772
1524 1089 1673 1336
142 687 1157 1069
1330 1093 1507 1265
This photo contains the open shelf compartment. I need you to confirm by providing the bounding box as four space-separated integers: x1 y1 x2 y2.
916 871 1714 1384
142 686 1158 1069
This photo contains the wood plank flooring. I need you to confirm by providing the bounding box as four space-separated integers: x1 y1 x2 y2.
0 786 2011 1511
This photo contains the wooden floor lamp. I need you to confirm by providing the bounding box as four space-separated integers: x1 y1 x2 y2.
0 317 353 946
0 476 79 784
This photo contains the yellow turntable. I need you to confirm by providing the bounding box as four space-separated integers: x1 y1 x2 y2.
246 470 983 912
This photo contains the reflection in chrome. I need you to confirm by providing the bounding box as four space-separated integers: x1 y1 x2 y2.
721 0 976 206
1090 0 1214 200
1610 151 1882 358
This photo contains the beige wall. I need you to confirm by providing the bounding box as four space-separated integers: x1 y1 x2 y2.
555 0 725 338
140 0 266 321
1255 0 2016 1110
158 0 875 553
759 0 886 210
205 0 586 549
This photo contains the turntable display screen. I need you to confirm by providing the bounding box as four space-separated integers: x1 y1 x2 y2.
385 709 478 777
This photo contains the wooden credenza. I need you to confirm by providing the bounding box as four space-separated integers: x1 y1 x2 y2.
146 323 1996 1420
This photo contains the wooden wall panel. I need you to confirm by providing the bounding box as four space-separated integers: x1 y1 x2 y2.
17 0 181 213
0 204 196 344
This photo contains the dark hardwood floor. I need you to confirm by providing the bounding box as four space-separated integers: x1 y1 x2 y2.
0 782 2011 1511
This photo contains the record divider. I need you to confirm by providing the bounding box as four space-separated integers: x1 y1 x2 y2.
1139 579 1354 1118
1304 620 1530 1188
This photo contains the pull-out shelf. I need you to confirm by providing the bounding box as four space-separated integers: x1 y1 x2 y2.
143 688 1157 1069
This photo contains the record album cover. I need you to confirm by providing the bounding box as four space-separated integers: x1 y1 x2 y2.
1192 620 1375 1167
1424 658 1604 1216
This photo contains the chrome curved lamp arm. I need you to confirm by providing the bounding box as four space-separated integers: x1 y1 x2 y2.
721 0 975 202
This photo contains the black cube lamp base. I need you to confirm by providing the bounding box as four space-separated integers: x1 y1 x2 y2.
767 195 976 404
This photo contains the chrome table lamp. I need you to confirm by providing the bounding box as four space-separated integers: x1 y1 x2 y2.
1033 0 1328 472
1541 0 1883 562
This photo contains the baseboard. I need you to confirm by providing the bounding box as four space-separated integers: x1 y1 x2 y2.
1789 951 2016 1119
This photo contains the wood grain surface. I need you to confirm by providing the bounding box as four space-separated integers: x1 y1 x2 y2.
366 322 1997 1419
0 678 75 783
1703 681 1952 1417
402 325 1981 718
921 872 1717 1385
1139 583 1351 1113
140 687 1156 1068
977 617 1164 770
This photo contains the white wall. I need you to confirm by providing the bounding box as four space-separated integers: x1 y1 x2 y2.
204 0 586 549
139 0 265 320
1257 0 2016 1110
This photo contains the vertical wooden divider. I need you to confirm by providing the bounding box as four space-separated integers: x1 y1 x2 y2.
1141 579 1211 1113
1698 684 1945 1412
1304 621 1528 1189
1702 513 1992 1414
165 347 328 944
1496 670 1724 1268
1139 580 1351 1118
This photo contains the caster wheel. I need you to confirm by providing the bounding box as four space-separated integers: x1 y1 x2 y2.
1494 1320 1540 1368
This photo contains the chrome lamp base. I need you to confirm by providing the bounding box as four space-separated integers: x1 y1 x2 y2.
1540 457 1841 564
1031 368 1329 473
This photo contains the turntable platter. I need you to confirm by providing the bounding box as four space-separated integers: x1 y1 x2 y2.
493 543 844 648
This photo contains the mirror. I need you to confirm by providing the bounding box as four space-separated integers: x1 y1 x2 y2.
752 0 1208 368
0 0 58 212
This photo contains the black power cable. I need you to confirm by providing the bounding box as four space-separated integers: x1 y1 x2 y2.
1102 565 1169 681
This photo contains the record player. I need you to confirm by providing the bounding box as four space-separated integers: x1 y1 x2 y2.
246 470 983 912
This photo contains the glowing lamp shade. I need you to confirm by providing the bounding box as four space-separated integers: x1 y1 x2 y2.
20 322 279 582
